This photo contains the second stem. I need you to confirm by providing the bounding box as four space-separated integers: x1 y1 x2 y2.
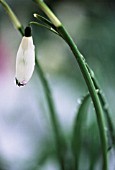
57 26 108 170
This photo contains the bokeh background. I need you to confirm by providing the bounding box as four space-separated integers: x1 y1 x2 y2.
0 0 115 169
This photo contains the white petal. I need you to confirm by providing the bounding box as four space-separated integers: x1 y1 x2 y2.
15 36 35 86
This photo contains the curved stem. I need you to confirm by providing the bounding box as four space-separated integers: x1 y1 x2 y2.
34 1 108 169
90 70 115 147
86 65 115 148
58 26 108 170
0 0 24 35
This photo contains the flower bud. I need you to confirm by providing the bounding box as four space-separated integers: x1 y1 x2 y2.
15 27 35 87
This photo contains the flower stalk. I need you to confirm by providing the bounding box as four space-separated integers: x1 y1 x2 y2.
35 57 65 170
0 0 24 35
57 26 108 170
90 69 115 147
34 0 108 169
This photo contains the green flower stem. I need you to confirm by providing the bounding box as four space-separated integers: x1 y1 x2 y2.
0 0 24 35
35 58 65 170
58 26 107 170
34 1 108 169
86 65 115 147
91 72 115 147
0 1 65 169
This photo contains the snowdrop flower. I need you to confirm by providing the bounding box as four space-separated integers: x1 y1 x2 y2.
15 27 35 87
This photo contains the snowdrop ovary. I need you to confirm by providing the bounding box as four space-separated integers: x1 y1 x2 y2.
15 27 35 87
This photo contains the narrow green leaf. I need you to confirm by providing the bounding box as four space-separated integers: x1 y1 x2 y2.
72 94 90 170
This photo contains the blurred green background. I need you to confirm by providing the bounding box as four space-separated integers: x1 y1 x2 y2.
0 0 115 169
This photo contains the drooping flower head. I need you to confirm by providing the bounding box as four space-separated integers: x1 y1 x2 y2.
15 26 35 87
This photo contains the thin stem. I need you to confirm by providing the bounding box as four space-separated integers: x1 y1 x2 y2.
58 26 107 170
90 70 115 147
0 1 65 169
0 0 24 35
34 1 108 170
86 65 115 147
35 58 65 170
